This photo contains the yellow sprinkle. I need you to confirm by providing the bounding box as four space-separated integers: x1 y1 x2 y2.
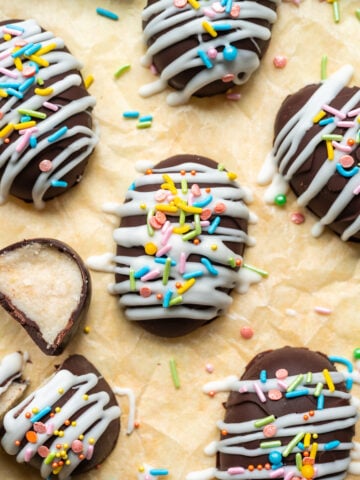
14 56 23 71
71 421 77 427
36 42 57 56
173 225 191 234
34 87 54 96
82 394 89 401
145 242 157 255
28 54 49 67
3 33 11 41
312 110 326 123
57 387 64 394
0 89 8 98
322 368 335 392
79 434 84 440
188 0 200 8
304 432 311 448
211 244 217 251
55 407 61 413
310 442 318 459
140 202 147 209
32 407 39 414
84 74 94 89
88 438 95 445
0 123 14 138
138 465 145 473
155 204 178 213
65 460 71 465
227 172 237 181
161 182 178 194
14 121 36 130
52 467 63 475
83 326 91 334
177 277 195 294
202 21 217 37
173 198 202 214
326 140 334 160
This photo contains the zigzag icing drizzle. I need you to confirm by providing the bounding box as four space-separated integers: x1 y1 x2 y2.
0 351 28 396
140 0 279 106
258 64 360 241
88 160 260 323
1 366 120 480
0 19 98 208
186 357 360 480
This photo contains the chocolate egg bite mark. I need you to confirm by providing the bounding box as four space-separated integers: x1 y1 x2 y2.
1 355 121 479
258 64 360 241
0 352 28 424
0 19 97 208
140 0 279 106
0 238 91 356
187 347 360 480
105 155 257 337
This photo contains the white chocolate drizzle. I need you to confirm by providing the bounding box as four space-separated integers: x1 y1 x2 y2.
87 159 261 325
0 351 28 396
140 0 279 105
186 356 360 480
1 364 121 480
0 19 98 208
258 64 360 241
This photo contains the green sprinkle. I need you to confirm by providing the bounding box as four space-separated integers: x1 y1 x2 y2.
322 134 343 141
296 452 303 470
332 0 340 23
169 358 180 389
37 77 44 86
44 451 56 465
179 209 186 226
136 121 152 129
321 55 328 80
228 257 236 268
260 440 282 449
356 9 360 21
129 268 136 291
314 382 324 397
17 108 47 119
217 163 225 171
242 263 269 278
287 374 304 392
282 431 305 457
162 257 172 285
182 229 199 241
254 415 275 428
114 64 131 78
181 178 188 194
146 208 155 237
305 371 313 384
169 295 183 307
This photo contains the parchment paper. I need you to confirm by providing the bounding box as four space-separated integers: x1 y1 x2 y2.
0 1 360 479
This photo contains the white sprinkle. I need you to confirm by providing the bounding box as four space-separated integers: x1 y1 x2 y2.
314 306 332 315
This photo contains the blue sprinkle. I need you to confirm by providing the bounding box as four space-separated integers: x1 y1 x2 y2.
19 77 36 93
200 257 218 276
24 43 42 56
346 377 353 391
324 440 340 451
134 266 151 279
154 258 176 266
128 182 136 191
12 43 34 58
225 0 233 14
336 163 359 178
259 369 267 384
328 355 353 373
319 117 335 126
183 270 203 280
139 115 153 123
123 111 140 119
96 7 119 20
29 136 37 148
6 24 25 32
0 82 21 89
297 442 305 451
198 49 213 69
162 289 173 308
213 23 232 32
223 45 238 62
6 88 23 99
285 389 309 399
51 180 68 188
208 216 221 234
149 469 169 476
21 115 32 123
317 393 325 410
30 406 52 423
48 126 68 143
192 195 213 208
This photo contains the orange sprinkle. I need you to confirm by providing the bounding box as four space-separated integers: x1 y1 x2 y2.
193 238 200 245
146 169 153 175
208 390 215 397
25 431 38 443
257 465 263 471
309 410 315 417
303 414 309 421
205 187 211 193
64 420 71 426
180 170 186 175
347 138 355 146
156 293 163 300
134 421 140 429
248 465 255 471
264 463 271 470
14 440 21 446
191 170 196 175
221 430 228 436
25 412 31 419
235 258 242 267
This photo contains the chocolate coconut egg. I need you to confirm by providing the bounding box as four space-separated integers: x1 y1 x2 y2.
90 154 258 338
258 64 360 242
0 19 98 208
139 0 279 106
187 346 360 480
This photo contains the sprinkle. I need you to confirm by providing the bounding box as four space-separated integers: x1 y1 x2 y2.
179 252 187 274
260 440 282 449
139 115 153 123
30 406 52 423
326 139 334 160
348 107 360 117
313 110 326 123
254 381 267 403
157 244 172 257
208 216 221 234
273 55 287 69
182 270 203 279
163 288 173 308
287 374 304 392
310 442 318 459
96 7 119 20
6 87 23 99
336 163 359 178
198 49 213 69
254 415 275 428
169 358 180 388
44 451 56 465
322 368 335 392
43 101 59 111
332 0 340 23
177 277 195 294
313 382 323 397
260 370 267 383
317 393 325 410
321 55 328 80
322 105 346 120
149 469 169 476
285 388 309 398
14 121 36 130
169 295 183 306
314 306 332 315
18 108 46 120
290 212 305 224
242 263 268 277
34 87 54 96
137 121 152 129
228 467 245 475
337 120 355 128
328 355 353 373
187 0 201 8
154 257 176 266
240 325 254 339
274 193 287 206
202 21 218 37
129 268 136 291
36 42 57 56
114 64 131 78
213 23 232 31
226 92 241 101
134 266 151 279
319 117 335 126
84 75 94 89
282 432 305 457
48 126 68 143
25 431 38 443
205 363 214 373
324 440 340 451
200 257 218 275
51 180 68 189
162 257 172 285
0 123 14 138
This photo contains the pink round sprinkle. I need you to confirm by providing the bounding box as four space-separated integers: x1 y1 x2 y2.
33 422 47 433
174 0 187 7
200 208 212 221
240 326 254 339
275 368 288 380
150 216 162 230
263 424 277 437
39 159 53 172
222 74 235 83
154 189 168 202
214 202 226 214
230 4 241 17
207 48 218 60
22 66 37 78
140 286 152 298
268 389 282 401
37 445 49 458
155 210 167 225
191 183 202 197
273 55 288 69
339 154 355 168
205 363 214 373
290 212 305 225
14 39 27 47
212 1 225 12
71 439 83 454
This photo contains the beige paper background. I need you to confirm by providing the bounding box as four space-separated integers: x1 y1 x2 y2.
0 0 360 479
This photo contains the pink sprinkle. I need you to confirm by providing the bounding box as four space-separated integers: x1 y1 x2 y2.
0 67 18 79
322 104 346 119
86 444 94 460
337 121 356 128
212 1 225 12
273 55 288 68
156 244 172 257
239 385 248 393
284 472 296 480
353 184 360 195
43 101 59 112
290 211 305 224
37 445 49 458
253 381 267 403
270 468 285 478
268 389 282 401
200 220 210 227
240 325 254 339
46 423 55 435
348 108 360 117
14 39 27 47
140 286 152 298
150 216 162 230
141 269 161 281
33 421 47 433
332 141 352 153
187 192 194 206
16 131 32 153
0 48 13 60
230 3 241 17
173 0 187 7
222 73 235 83
179 252 187 274
275 368 288 380
161 226 173 246
2 27 22 36
162 220 171 233
24 448 34 462
150 64 158 75
226 92 241 101
39 159 53 172
205 363 214 373
200 208 212 220
228 467 245 475
22 66 37 78
314 306 332 315
207 48 218 60
263 424 278 437
339 155 355 168
191 183 201 197
204 7 216 17
71 439 83 454
277 379 288 390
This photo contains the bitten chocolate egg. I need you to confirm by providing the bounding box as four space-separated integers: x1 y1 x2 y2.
89 154 258 337
1 354 120 478
0 238 91 355
187 346 360 480
258 64 360 241
139 0 279 106
0 19 98 208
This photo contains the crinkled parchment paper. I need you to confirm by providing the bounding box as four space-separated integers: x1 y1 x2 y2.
0 1 360 479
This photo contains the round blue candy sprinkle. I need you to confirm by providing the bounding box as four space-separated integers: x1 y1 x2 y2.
223 45 238 62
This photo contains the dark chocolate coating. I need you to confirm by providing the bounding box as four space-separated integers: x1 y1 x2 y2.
218 347 354 476
0 20 95 204
142 0 277 98
274 84 360 242
0 238 91 355
115 154 249 337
